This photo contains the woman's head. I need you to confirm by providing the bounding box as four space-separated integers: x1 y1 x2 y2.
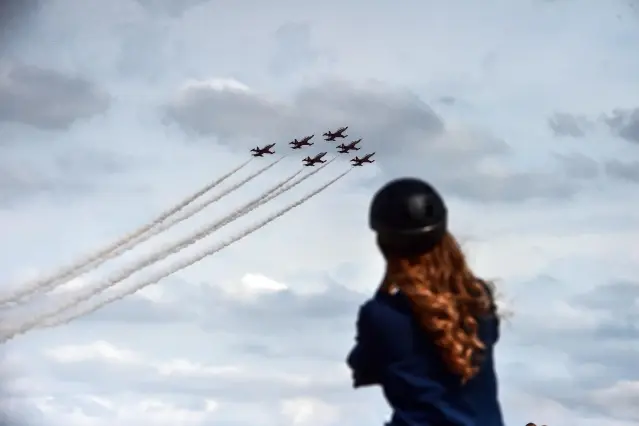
369 178 493 383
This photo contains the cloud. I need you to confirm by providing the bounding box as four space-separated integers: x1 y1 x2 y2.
269 22 321 77
604 160 639 182
115 20 174 81
0 144 126 208
5 314 350 425
548 112 595 138
44 341 142 364
546 108 639 145
8 263 639 426
501 278 639 423
0 0 42 52
134 0 210 18
591 381 639 421
73 274 364 353
4 211 639 426
552 153 639 184
164 78 589 202
553 153 600 179
0 62 110 130
281 397 340 426
603 108 639 144
0 271 391 425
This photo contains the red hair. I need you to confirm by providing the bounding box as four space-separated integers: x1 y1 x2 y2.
381 232 493 383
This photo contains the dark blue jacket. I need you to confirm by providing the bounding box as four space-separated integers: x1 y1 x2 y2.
347 287 504 426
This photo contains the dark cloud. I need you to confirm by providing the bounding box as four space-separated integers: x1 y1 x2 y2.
547 108 639 144
7 273 637 425
164 79 585 202
602 108 639 144
0 0 42 52
10 281 366 412
554 153 600 179
134 0 209 18
437 96 457 106
66 294 192 325
576 281 639 314
79 279 363 351
165 79 446 148
269 22 320 77
445 171 578 202
0 147 127 208
507 278 639 422
548 112 593 138
604 160 639 182
0 63 110 130
544 152 639 185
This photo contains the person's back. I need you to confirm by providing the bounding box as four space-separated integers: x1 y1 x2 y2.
346 177 504 426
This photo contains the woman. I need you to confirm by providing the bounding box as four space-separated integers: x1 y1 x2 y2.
347 177 504 426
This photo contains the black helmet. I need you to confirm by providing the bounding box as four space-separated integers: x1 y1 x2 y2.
369 177 447 256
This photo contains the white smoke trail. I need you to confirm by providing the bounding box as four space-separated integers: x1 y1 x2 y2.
26 169 351 335
259 156 336 202
0 165 307 337
0 159 254 306
9 157 283 307
25 157 335 331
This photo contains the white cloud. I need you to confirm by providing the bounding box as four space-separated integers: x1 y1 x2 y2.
591 381 639 421
222 273 288 301
181 77 251 94
281 397 340 426
155 359 243 378
44 341 141 364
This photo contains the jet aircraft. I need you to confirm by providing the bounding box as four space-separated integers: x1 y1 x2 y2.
351 153 375 166
250 143 276 157
323 126 348 141
303 152 328 166
336 139 362 153
289 135 315 149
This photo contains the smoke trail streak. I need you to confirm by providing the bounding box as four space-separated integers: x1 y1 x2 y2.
24 158 335 331
8 157 283 307
0 166 307 337
28 169 352 334
0 159 254 306
259 157 337 203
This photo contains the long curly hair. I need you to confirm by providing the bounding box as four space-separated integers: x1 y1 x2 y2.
380 231 494 383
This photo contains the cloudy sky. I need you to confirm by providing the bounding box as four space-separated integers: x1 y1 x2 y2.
1 0 639 425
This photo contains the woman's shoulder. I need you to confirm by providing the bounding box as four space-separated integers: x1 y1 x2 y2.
356 289 414 329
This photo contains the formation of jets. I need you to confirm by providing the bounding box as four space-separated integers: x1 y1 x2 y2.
248 126 375 167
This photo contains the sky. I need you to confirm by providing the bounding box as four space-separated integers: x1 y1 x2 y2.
1 0 639 425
